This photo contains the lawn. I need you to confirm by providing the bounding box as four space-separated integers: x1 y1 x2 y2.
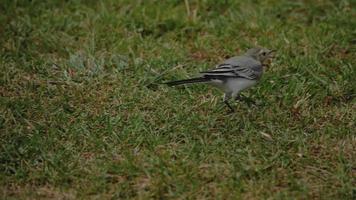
0 0 355 199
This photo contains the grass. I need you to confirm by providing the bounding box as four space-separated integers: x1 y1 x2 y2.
0 0 355 199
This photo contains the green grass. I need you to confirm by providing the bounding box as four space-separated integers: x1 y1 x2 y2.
1 0 355 199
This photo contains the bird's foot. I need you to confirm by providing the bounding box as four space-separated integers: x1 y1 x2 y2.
224 100 235 113
235 94 257 107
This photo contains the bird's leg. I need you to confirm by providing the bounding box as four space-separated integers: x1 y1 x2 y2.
235 94 242 101
224 101 235 112
223 93 235 112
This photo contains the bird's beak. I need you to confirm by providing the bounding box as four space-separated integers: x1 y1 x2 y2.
263 50 276 68
268 49 276 58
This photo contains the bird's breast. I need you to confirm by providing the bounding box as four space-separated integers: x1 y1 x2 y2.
226 78 257 93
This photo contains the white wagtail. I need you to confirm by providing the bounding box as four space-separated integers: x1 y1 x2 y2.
164 47 276 111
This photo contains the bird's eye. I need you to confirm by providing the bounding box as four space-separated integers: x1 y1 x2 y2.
262 52 267 56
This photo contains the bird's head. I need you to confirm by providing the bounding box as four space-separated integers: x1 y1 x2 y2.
245 47 276 64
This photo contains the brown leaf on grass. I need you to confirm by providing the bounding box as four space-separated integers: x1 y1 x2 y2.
2 184 76 200
323 96 334 106
67 68 76 77
134 176 151 192
260 132 273 141
290 106 301 120
190 51 210 61
81 152 95 160
105 174 127 184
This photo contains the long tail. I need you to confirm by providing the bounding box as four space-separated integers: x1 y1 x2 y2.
164 77 209 86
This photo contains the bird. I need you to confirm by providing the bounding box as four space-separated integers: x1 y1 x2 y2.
164 47 276 112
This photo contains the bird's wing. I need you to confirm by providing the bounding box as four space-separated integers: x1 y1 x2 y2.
200 56 262 80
